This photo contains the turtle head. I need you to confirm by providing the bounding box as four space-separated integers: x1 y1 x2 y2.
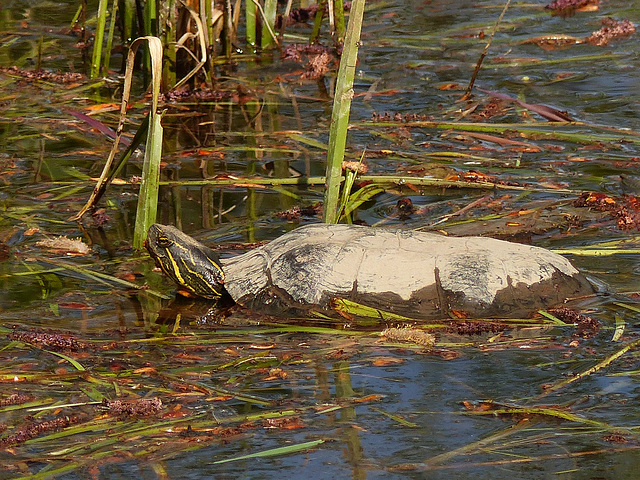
145 224 225 299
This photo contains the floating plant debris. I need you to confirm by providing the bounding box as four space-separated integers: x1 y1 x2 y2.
0 394 34 407
0 66 85 84
8 327 89 351
276 202 323 220
282 43 335 63
603 434 629 444
278 1 352 27
586 18 636 46
342 161 368 174
0 417 78 448
446 321 509 335
574 192 640 230
303 51 334 80
471 99 508 120
371 112 433 123
102 397 163 417
549 307 600 338
525 18 635 49
282 44 338 80
159 88 237 103
545 0 599 16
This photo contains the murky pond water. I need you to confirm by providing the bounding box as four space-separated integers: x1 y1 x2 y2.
2 0 640 478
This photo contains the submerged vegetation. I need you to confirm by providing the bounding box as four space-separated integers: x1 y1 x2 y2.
1 0 640 477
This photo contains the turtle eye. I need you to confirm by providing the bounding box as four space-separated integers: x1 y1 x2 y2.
156 235 174 248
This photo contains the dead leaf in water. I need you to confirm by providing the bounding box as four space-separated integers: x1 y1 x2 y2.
175 353 205 361
211 395 234 401
371 357 406 366
85 103 119 114
58 302 93 310
438 83 462 90
263 417 305 430
353 394 385 403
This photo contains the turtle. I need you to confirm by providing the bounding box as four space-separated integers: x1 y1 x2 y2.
145 223 594 319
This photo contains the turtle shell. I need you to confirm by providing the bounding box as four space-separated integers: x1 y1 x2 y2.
221 224 593 319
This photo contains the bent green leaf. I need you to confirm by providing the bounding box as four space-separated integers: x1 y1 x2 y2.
212 439 326 464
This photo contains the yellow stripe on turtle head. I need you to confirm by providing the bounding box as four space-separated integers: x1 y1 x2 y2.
147 224 225 299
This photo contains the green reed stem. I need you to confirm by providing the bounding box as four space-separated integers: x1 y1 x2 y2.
133 37 164 249
323 0 365 223
334 0 345 43
102 0 118 76
90 0 108 77
310 0 327 43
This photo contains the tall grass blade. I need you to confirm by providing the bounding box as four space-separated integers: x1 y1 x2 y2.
261 0 278 48
245 0 257 47
133 112 163 248
322 0 364 223
90 0 109 78
69 5 83 28
121 0 136 51
334 0 346 43
102 0 119 76
133 37 164 249
310 0 327 43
